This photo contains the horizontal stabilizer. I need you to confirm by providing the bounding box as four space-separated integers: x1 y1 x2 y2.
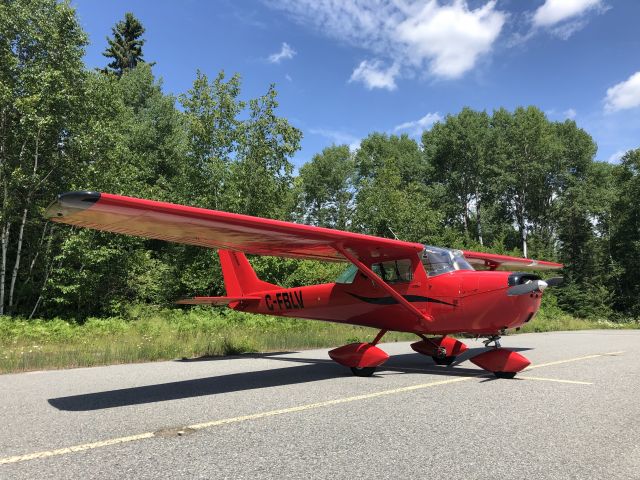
176 296 260 306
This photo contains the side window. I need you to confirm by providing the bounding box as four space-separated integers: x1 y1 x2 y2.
372 259 413 283
335 264 358 284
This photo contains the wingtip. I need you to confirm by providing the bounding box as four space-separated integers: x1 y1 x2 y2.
45 191 101 219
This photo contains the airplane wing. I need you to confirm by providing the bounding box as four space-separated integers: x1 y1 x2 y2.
462 250 562 271
45 192 424 262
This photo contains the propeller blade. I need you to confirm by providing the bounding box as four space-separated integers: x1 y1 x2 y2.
545 276 564 287
507 280 548 296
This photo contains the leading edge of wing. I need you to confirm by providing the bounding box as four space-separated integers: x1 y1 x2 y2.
45 191 424 262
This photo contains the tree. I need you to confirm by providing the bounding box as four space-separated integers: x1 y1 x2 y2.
491 107 561 258
297 145 354 229
422 108 493 244
352 133 441 242
227 85 302 219
103 12 150 76
0 0 87 316
176 73 302 299
610 149 640 316
179 70 244 211
555 160 615 318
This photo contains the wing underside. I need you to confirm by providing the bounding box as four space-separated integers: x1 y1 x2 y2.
462 250 562 271
45 192 424 263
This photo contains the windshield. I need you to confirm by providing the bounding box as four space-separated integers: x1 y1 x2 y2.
422 246 474 277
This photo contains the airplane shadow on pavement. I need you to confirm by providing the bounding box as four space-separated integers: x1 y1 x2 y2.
48 347 532 412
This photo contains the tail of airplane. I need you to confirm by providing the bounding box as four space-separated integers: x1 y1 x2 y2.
218 250 281 296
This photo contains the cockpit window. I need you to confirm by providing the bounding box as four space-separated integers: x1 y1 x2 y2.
335 259 414 284
372 259 413 283
335 264 358 284
422 246 474 277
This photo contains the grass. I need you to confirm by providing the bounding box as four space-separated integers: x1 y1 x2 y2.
0 307 415 374
1 304 637 374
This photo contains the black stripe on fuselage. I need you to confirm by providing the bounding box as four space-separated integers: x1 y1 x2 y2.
347 292 455 307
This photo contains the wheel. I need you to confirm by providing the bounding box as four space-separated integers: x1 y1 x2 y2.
431 355 456 366
494 371 517 379
350 366 376 377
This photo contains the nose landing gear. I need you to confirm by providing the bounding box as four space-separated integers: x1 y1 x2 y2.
411 335 468 366
482 335 502 349
471 334 531 378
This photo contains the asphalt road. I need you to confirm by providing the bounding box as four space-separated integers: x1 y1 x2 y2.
1 330 639 479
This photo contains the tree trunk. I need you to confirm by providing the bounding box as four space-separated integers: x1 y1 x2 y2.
0 222 9 315
476 190 483 246
29 227 56 319
8 206 28 312
462 200 469 237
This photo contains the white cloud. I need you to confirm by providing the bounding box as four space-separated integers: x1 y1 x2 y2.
285 74 292 82
529 0 608 40
563 108 577 119
266 0 506 86
604 72 640 113
309 128 360 151
394 112 442 136
268 42 296 63
606 150 626 163
349 60 399 91
533 0 602 28
395 1 505 79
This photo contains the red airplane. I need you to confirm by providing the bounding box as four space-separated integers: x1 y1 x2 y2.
46 191 563 378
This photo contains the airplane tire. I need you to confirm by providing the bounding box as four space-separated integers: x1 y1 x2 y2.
432 355 456 366
350 366 376 377
494 371 517 379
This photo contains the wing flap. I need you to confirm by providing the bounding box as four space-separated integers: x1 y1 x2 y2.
46 192 424 262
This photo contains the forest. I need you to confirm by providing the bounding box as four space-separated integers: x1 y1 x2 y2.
1 0 639 323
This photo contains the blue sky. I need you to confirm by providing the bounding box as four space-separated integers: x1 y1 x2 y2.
72 0 640 167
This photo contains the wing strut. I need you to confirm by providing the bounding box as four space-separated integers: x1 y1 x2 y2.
334 244 433 326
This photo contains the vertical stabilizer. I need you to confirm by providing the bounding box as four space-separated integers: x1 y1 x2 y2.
218 250 281 296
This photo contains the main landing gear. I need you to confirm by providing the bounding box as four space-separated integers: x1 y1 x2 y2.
328 329 389 377
328 330 532 379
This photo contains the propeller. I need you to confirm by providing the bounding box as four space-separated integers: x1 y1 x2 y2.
507 279 548 296
545 276 564 287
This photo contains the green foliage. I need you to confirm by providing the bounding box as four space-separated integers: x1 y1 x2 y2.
0 0 87 316
103 12 150 76
352 133 442 242
1 5 639 326
297 145 354 229
610 149 640 316
0 309 418 373
1 307 635 373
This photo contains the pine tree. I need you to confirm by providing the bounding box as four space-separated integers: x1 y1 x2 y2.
103 12 150 76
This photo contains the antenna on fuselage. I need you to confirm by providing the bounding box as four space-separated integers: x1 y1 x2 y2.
388 227 399 240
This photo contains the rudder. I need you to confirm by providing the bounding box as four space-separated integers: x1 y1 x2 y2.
218 250 281 296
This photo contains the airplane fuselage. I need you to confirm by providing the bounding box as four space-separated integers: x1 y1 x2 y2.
232 269 542 336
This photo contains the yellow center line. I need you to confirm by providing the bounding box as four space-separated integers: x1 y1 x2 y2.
189 375 476 431
524 351 625 370
0 433 155 465
517 376 593 385
0 350 624 466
